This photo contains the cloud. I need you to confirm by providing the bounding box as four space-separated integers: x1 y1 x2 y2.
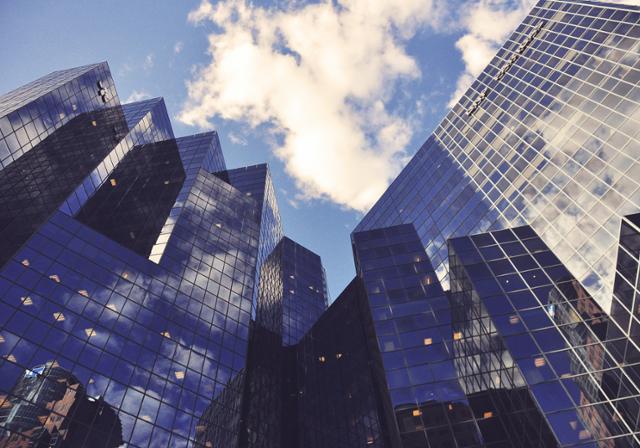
447 0 536 108
143 53 155 70
174 41 184 54
125 90 152 103
228 131 248 146
179 0 447 212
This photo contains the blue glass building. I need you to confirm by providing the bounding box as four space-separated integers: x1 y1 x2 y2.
3 0 640 446
0 62 327 447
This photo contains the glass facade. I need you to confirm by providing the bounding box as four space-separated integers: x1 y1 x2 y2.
356 0 640 312
0 63 323 447
2 0 640 445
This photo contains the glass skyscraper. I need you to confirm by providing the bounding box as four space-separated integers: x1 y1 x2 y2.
0 62 327 446
2 0 640 446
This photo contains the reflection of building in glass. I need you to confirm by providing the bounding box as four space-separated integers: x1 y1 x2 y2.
0 361 123 447
357 0 640 312
0 62 319 446
2 0 640 445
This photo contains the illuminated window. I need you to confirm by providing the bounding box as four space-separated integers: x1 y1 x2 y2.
412 409 422 417
78 289 89 298
53 312 65 322
318 356 326 363
121 271 129 279
161 331 171 339
569 421 578 430
49 274 60 283
89 378 95 384
422 275 432 285
335 353 343 360
215 223 222 228
141 415 152 422
453 332 462 340
5 354 16 363
414 256 422 262
483 411 493 419
91 120 97 127
579 430 591 440
509 315 519 324
448 404 453 411
84 328 96 337
366 437 374 445
289 290 295 294
0 335 5 343
106 303 118 312
164 180 170 185
174 371 185 380
289 275 295 279
21 259 30 267
534 357 546 367
110 179 117 187
21 296 33 306
308 285 314 290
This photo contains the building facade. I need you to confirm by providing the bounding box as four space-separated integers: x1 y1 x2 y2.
2 0 640 446
0 63 327 447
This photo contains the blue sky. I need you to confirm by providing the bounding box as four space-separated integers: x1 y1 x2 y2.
0 0 542 300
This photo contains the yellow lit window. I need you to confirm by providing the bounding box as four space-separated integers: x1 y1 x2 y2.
175 371 185 380
422 276 432 285
106 303 118 312
335 353 343 360
509 315 519 324
91 120 97 127
0 335 5 343
412 409 422 417
453 332 462 340
78 289 89 298
5 354 16 363
161 331 171 339
534 357 546 367
423 338 432 346
483 411 493 419
579 430 591 440
110 179 117 187
21 296 33 306
318 356 326 363
21 259 30 267
448 404 453 411
49 274 60 283
121 271 129 279
85 328 96 337
141 415 152 422
53 312 65 322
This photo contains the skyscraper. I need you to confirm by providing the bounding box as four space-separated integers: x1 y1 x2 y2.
2 0 640 446
0 62 327 446
357 0 640 314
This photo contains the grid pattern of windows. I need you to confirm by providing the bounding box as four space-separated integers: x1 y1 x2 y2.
0 63 276 447
356 0 640 312
449 225 640 446
352 224 483 447
0 63 119 170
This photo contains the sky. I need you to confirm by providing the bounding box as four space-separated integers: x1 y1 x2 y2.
1 0 633 300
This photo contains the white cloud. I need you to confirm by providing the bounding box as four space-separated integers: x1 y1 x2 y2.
174 41 184 54
180 0 447 212
228 131 248 146
125 90 152 103
143 53 155 70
